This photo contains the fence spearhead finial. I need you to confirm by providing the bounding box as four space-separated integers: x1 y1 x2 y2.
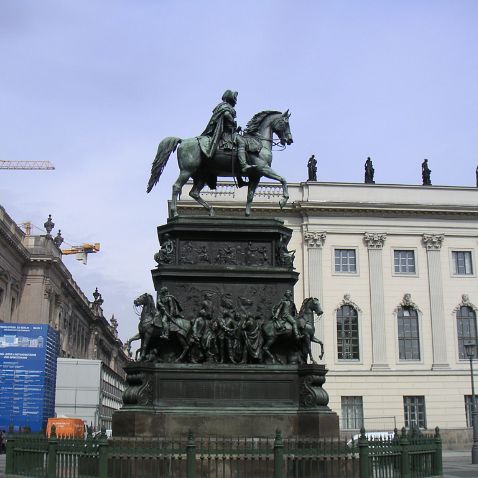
51 424 57 438
359 426 366 438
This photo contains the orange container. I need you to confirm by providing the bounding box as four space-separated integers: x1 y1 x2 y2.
46 418 85 438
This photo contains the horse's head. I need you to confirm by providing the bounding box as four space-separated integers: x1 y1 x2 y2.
134 293 152 307
272 110 293 146
300 297 324 317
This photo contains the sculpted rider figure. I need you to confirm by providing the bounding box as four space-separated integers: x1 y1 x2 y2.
201 90 256 175
156 286 182 339
272 290 301 340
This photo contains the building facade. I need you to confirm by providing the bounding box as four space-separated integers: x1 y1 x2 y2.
0 205 128 377
55 358 125 431
178 180 478 442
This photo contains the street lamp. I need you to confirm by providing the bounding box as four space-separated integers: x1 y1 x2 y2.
464 339 478 464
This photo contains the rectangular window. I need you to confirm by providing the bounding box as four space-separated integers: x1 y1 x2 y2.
394 250 416 274
452 251 473 275
403 396 426 429
335 249 357 273
397 308 420 360
341 396 363 429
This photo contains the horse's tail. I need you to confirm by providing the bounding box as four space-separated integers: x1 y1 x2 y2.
147 137 182 193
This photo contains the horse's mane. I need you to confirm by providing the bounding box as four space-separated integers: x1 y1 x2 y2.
244 110 281 134
298 297 313 316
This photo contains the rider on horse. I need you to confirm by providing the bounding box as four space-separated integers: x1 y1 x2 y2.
201 90 256 175
272 290 302 340
156 286 182 339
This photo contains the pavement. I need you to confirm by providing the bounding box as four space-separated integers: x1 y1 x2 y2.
1 450 477 477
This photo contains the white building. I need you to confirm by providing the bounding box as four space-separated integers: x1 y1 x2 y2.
55 358 125 430
178 180 478 445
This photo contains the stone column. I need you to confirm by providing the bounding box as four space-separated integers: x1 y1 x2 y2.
422 234 449 369
304 231 326 345
364 233 389 370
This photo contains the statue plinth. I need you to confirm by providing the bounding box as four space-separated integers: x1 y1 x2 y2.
114 215 339 441
113 362 339 438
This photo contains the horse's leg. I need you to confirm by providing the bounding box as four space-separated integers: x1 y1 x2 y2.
257 165 289 209
140 329 153 360
175 334 190 362
245 177 260 217
170 170 191 218
189 177 215 216
306 335 317 364
262 337 276 364
311 336 324 360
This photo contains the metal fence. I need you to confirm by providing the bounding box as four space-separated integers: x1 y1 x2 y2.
5 426 442 478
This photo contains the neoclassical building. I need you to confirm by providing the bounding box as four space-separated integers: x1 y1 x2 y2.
178 180 478 443
0 205 128 377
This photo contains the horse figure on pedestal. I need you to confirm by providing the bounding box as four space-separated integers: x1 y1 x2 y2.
262 297 324 364
147 110 293 217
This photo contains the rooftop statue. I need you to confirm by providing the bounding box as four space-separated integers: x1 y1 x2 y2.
364 157 375 184
147 90 294 217
307 155 317 181
422 159 432 185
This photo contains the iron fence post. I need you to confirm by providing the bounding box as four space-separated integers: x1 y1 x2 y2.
399 427 411 478
5 430 15 474
187 429 196 478
434 426 442 475
273 429 284 478
47 425 58 478
358 426 370 478
98 427 109 478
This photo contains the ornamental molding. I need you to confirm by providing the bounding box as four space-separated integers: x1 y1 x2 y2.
394 293 421 314
422 234 444 250
453 294 478 314
304 231 326 248
363 232 387 249
336 293 362 313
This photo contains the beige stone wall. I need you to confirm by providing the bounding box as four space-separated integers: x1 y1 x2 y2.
178 180 478 434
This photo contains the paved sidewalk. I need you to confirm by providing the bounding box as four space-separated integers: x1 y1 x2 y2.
442 450 478 478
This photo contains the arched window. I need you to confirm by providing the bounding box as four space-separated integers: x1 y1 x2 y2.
397 307 420 360
337 305 359 360
457 306 477 359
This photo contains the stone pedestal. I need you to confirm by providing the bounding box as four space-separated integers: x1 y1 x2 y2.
113 363 339 439
151 216 299 322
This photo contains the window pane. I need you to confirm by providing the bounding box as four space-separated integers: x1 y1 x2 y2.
335 249 357 273
403 396 426 429
397 308 420 360
457 306 478 359
341 396 363 429
394 250 416 274
337 306 359 360
453 251 473 275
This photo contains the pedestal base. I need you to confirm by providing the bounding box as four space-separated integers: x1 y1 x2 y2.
113 363 339 439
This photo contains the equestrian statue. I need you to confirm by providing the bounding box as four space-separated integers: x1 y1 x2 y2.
147 90 294 217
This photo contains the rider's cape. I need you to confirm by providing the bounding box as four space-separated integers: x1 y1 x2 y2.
200 102 236 159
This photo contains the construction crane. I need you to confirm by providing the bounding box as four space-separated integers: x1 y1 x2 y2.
19 222 100 265
61 243 101 265
0 160 55 170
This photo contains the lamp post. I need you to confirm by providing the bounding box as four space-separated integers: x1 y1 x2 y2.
464 340 478 464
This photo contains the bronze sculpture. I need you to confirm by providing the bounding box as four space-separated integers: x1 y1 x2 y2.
126 291 325 365
147 90 293 217
422 159 432 185
307 155 317 181
364 157 375 184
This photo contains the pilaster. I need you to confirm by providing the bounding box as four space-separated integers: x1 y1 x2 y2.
422 234 449 369
364 233 389 370
304 231 326 348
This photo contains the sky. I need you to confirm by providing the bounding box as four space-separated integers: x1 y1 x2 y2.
1 1 478 342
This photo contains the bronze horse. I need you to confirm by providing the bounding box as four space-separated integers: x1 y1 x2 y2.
147 110 293 217
262 297 324 364
126 293 191 362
